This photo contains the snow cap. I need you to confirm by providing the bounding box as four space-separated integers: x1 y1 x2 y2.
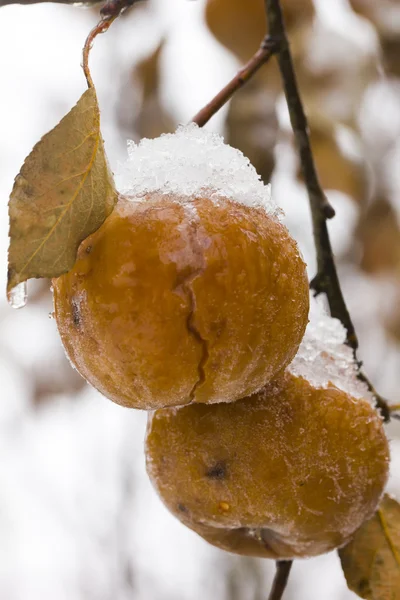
116 124 279 215
289 294 373 402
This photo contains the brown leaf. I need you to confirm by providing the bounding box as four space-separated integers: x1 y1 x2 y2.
356 195 400 275
7 87 117 295
349 0 400 36
226 77 278 184
339 494 400 599
134 42 176 140
205 0 314 63
117 40 176 141
381 35 400 78
296 120 367 204
136 40 164 100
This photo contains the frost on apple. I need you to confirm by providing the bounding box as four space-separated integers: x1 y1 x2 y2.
7 281 27 310
289 294 373 402
116 123 280 216
53 124 309 410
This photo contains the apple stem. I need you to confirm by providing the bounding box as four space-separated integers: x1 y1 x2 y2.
268 561 293 600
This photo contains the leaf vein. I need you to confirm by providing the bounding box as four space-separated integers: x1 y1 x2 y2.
377 507 400 570
19 133 101 276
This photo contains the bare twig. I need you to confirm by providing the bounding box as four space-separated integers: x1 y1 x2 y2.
191 1 390 422
0 0 100 5
192 36 278 127
0 0 143 7
263 0 390 422
382 402 400 420
268 561 293 600
357 371 390 422
100 0 141 17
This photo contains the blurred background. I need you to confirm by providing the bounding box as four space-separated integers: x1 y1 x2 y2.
0 0 400 598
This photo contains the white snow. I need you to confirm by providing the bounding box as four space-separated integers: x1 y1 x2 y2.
1 1 400 599
289 294 373 402
116 124 280 215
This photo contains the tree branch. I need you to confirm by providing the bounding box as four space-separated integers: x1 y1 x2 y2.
191 0 390 421
0 0 143 8
268 561 292 600
0 0 99 5
263 0 390 422
192 36 278 127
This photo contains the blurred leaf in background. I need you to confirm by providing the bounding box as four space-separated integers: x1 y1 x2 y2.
339 494 400 599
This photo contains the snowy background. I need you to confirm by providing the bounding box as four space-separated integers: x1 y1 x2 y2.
0 0 400 598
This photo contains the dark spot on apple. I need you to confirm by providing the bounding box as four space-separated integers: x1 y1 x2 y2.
206 460 227 480
71 296 81 329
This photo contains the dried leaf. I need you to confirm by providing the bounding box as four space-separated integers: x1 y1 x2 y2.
381 35 400 78
384 288 400 343
356 195 400 274
136 41 164 100
226 77 278 184
349 0 400 37
339 494 400 599
7 87 117 294
205 0 314 62
295 120 367 204
134 41 176 140
116 40 175 140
